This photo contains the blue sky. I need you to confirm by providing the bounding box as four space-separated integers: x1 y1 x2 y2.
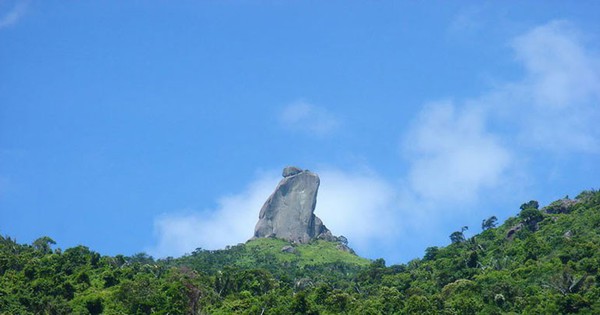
1 1 599 264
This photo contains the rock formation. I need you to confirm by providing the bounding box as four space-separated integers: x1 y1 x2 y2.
253 166 333 243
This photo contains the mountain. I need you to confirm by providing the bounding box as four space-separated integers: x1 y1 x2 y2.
1 189 599 314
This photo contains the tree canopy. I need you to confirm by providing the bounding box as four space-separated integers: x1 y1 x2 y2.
1 189 599 314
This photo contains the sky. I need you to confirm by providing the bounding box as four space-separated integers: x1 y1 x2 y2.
1 1 599 264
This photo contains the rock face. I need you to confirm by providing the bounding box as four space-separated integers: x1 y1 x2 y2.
253 167 332 243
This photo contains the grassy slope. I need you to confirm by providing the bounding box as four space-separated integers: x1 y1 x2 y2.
243 238 370 267
173 237 370 277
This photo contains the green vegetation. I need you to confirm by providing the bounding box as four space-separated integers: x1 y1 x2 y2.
1 190 600 314
209 237 369 268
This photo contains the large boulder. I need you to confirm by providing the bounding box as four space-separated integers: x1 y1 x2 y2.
282 166 303 177
253 167 332 243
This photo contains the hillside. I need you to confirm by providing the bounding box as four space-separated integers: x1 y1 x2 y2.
171 238 370 286
1 189 599 314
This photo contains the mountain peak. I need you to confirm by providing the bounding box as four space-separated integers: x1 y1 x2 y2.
252 166 334 243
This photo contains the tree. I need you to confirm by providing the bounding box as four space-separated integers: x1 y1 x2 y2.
520 200 539 211
128 253 154 265
481 216 498 231
325 289 352 313
404 295 435 314
450 232 465 244
450 226 468 244
519 208 544 230
115 274 165 315
424 247 439 261
290 291 317 315
32 236 56 254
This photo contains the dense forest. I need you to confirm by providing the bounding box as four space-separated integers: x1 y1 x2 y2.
1 190 599 314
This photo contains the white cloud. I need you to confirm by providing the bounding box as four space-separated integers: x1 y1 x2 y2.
0 0 29 29
315 169 398 255
513 21 600 109
148 173 280 258
403 101 512 203
279 101 340 136
497 20 600 152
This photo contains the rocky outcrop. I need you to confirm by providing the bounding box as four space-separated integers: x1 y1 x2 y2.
336 244 355 254
543 198 579 214
506 223 524 240
253 167 333 243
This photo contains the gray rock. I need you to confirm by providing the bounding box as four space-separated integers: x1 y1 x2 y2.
253 167 331 243
336 244 355 254
316 229 337 242
506 223 524 240
282 166 303 177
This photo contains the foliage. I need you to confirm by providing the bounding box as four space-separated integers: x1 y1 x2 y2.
449 226 468 244
481 216 498 231
520 200 540 210
1 189 600 314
